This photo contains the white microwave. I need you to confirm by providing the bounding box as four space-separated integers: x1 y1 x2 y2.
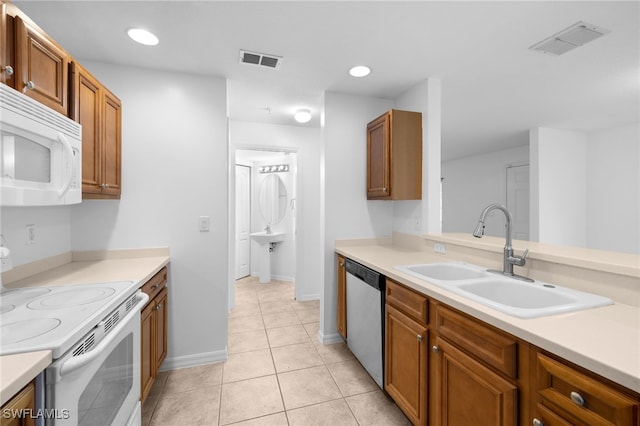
0 84 81 206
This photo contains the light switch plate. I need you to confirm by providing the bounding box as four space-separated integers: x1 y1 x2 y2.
199 216 210 232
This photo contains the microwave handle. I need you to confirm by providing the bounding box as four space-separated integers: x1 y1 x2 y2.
56 292 149 380
57 132 77 197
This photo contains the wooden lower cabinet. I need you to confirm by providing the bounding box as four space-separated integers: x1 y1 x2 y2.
534 352 640 426
385 303 428 426
431 336 517 426
140 267 168 404
0 381 35 426
336 255 346 338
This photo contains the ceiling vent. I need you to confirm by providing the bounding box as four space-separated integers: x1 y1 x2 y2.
239 50 282 69
529 21 610 55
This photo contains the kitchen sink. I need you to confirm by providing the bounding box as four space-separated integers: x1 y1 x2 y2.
394 262 613 318
395 262 489 282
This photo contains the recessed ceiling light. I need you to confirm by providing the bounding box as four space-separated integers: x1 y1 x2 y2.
127 28 159 46
349 65 371 77
294 109 312 123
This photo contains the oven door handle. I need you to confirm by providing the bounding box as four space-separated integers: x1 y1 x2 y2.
58 293 149 378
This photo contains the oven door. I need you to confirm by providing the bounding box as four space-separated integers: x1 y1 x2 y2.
45 293 148 426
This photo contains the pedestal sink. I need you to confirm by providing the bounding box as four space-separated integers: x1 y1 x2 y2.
250 232 285 283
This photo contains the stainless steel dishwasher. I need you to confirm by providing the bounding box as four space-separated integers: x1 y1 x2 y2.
345 258 385 388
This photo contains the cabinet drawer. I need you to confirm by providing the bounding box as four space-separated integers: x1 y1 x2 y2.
142 267 167 301
385 279 428 324
537 353 639 426
433 303 517 379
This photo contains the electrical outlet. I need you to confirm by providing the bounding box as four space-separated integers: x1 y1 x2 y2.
25 224 36 245
434 243 446 254
414 216 422 232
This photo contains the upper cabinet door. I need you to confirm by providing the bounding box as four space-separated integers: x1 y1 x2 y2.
100 88 122 197
367 113 391 198
14 15 69 115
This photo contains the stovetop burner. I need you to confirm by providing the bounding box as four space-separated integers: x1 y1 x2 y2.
0 281 137 358
1 318 62 344
27 287 116 310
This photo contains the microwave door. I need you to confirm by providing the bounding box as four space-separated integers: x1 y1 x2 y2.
1 134 16 183
57 132 77 198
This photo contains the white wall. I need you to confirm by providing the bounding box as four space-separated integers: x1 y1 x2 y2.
230 121 323 301
0 206 71 268
321 92 394 342
586 124 639 254
70 61 229 368
393 79 442 236
530 128 587 247
442 144 529 237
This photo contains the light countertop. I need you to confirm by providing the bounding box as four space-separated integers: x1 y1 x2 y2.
335 239 640 393
0 248 170 405
0 350 51 406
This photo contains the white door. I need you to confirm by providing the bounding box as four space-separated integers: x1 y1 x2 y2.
235 165 251 279
506 164 529 241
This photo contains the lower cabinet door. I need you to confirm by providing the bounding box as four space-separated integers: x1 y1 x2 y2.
384 303 428 426
155 288 168 369
140 300 155 403
432 336 517 426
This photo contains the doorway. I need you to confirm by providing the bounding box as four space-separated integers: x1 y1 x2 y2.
234 149 297 289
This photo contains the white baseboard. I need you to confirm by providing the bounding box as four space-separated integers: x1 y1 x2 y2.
295 293 320 301
319 331 345 345
159 349 228 372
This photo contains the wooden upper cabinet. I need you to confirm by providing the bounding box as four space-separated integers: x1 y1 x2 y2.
70 61 122 199
366 109 422 200
13 14 69 115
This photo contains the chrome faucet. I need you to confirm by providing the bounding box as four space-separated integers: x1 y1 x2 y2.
264 224 272 234
473 203 532 282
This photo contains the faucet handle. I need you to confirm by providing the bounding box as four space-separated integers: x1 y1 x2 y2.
511 248 528 267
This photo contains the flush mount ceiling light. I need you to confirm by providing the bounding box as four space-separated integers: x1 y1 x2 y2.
294 109 312 123
127 28 159 46
529 21 610 55
349 65 371 77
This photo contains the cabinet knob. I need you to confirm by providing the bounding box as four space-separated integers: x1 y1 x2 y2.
25 80 35 90
570 391 585 406
432 345 439 353
382 187 387 192
156 303 162 311
151 284 159 290
100 183 110 189
532 418 544 426
3 65 14 76
417 334 423 342
339 262 344 267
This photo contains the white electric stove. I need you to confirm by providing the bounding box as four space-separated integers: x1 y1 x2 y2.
0 281 138 358
0 281 146 426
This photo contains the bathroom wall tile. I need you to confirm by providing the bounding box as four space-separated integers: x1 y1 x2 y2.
228 329 269 354
163 363 223 394
219 375 284 425
326 360 379 396
278 365 342 410
150 385 220 426
271 342 323 373
287 399 358 426
266 324 310 348
346 390 411 426
223 349 275 383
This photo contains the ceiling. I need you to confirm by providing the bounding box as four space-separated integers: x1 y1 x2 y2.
14 1 639 161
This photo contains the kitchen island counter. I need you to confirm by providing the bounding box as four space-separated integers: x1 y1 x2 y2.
335 234 640 393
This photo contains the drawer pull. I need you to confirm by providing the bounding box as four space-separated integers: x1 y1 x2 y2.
151 284 159 290
532 419 543 426
570 391 585 406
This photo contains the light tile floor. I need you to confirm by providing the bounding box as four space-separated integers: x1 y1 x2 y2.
143 276 410 426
